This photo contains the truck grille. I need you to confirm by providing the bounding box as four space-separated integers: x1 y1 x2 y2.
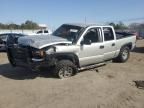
11 45 31 63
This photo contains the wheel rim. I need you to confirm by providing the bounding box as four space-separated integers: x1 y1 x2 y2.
59 66 73 78
122 49 128 60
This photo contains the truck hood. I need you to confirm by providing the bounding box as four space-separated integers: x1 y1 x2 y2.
18 35 71 49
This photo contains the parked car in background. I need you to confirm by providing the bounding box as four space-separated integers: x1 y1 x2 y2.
0 33 25 51
131 32 140 40
7 23 136 78
128 31 143 40
27 29 52 36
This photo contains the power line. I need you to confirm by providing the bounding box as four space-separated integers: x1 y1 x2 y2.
113 17 144 22
84 17 144 25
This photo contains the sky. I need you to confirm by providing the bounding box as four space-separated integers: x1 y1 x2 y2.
0 0 144 28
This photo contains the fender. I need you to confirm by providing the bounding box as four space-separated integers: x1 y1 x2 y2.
121 42 132 50
52 53 80 68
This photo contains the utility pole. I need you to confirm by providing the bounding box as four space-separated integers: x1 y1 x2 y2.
85 17 87 25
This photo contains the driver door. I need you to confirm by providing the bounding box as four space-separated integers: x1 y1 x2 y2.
78 27 104 67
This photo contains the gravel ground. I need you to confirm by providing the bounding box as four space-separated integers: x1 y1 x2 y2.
0 40 144 108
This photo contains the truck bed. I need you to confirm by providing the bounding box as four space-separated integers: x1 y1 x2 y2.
116 32 134 40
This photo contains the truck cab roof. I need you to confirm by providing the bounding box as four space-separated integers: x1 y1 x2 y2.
65 23 113 28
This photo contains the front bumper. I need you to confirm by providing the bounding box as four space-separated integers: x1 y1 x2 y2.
32 58 44 62
7 47 50 70
7 44 57 70
0 44 6 51
11 57 48 71
10 54 56 71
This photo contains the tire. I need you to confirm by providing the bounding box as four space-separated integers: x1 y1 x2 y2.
54 60 78 79
114 46 130 63
7 49 16 67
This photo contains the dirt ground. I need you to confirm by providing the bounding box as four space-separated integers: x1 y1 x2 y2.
0 40 144 108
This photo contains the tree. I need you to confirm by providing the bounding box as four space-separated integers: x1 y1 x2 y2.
7 23 20 29
0 23 6 29
109 22 116 27
129 23 144 31
0 20 40 29
108 22 128 30
21 20 39 29
116 22 128 30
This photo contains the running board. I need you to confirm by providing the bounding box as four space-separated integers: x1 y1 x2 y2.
79 62 106 71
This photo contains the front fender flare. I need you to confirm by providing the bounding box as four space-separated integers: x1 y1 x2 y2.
52 53 80 68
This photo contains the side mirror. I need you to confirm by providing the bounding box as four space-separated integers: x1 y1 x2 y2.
80 40 84 45
84 38 92 45
80 39 92 45
85 39 91 45
80 38 92 45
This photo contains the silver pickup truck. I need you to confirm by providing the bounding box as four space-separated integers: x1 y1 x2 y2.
7 23 136 78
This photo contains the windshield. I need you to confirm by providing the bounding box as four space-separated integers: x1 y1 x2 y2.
53 24 83 41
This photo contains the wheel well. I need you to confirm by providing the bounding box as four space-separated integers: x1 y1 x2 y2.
122 43 132 50
57 55 73 62
55 54 80 68
127 44 132 50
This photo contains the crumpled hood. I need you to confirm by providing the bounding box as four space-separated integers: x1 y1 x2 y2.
18 35 71 49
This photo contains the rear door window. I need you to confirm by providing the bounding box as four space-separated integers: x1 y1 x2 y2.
103 27 114 41
44 30 48 33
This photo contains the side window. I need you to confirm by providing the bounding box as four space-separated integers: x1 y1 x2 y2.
84 28 102 43
37 31 42 34
103 27 114 41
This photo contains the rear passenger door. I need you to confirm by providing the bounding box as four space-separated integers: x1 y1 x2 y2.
103 27 117 60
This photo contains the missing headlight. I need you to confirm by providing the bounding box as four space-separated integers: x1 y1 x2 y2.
32 49 46 58
46 47 56 54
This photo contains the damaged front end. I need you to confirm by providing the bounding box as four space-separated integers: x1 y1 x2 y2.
7 44 57 71
7 36 55 70
6 34 71 71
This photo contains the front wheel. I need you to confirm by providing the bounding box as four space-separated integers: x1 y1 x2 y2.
114 46 130 63
54 60 78 79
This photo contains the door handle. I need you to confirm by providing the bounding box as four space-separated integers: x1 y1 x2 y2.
112 43 115 46
100 45 104 49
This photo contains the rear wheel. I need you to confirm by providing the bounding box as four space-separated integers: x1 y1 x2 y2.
114 46 130 63
54 60 78 79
